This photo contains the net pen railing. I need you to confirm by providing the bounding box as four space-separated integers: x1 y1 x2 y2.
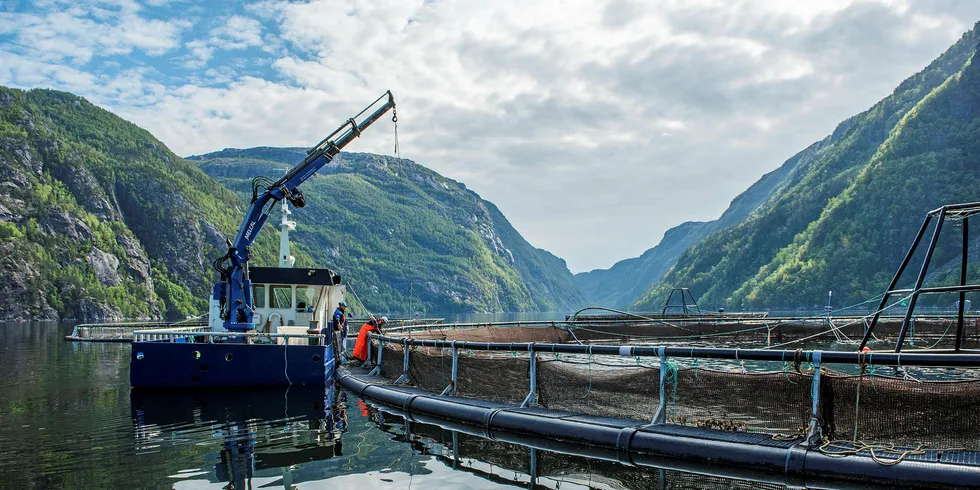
364 334 980 452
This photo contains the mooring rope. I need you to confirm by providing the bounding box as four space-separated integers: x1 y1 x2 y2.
764 292 915 349
817 439 941 466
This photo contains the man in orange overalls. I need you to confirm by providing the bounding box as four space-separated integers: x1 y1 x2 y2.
352 316 387 366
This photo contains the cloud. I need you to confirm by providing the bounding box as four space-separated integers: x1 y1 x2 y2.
1 0 979 272
0 2 187 64
182 15 265 68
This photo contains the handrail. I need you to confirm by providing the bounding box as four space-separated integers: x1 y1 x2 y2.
370 333 980 367
132 328 323 343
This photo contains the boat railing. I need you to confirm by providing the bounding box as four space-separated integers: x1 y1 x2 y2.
67 320 209 342
133 328 325 344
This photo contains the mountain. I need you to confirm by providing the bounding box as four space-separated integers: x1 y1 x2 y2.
574 151 802 308
191 148 586 314
630 22 980 310
0 87 289 321
0 87 583 321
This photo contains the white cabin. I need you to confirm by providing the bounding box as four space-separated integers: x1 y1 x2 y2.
207 201 347 344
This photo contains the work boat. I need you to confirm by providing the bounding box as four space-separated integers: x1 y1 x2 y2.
130 91 397 388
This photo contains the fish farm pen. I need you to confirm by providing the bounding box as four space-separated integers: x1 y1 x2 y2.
335 313 980 489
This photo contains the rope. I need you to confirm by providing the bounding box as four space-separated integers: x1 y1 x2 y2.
284 340 292 385
570 306 695 332
923 318 956 349
764 292 914 349
582 347 594 399
568 291 894 345
817 439 942 466
853 364 865 441
664 359 679 421
345 281 375 323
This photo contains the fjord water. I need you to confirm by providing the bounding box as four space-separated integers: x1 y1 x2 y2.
1 319 794 489
0 321 524 489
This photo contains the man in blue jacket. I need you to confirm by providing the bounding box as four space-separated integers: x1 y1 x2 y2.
332 302 350 360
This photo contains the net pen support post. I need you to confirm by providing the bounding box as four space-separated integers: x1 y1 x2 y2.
804 351 823 446
368 335 383 377
652 347 667 425
440 341 459 396
520 343 537 408
395 338 410 385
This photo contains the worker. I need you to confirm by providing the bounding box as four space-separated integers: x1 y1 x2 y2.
352 316 387 366
330 302 349 360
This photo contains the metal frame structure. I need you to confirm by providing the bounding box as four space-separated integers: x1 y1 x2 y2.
662 288 702 315
860 202 980 352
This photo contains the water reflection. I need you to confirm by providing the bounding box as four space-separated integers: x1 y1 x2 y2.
359 401 912 490
132 384 347 489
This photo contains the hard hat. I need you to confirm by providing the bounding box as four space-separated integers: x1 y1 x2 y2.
380 316 389 324
339 301 348 307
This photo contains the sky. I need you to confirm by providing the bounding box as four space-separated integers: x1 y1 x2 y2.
1 0 979 273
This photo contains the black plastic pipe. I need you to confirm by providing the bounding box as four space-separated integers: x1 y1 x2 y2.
338 369 979 489
372 334 980 366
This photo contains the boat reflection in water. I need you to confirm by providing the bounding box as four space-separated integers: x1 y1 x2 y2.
131 383 346 489
132 384 904 489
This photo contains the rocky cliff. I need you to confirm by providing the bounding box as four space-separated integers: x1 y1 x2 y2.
193 149 586 313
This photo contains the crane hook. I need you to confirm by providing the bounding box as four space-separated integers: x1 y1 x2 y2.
392 107 400 158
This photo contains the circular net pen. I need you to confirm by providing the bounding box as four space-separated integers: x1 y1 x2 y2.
364 333 980 454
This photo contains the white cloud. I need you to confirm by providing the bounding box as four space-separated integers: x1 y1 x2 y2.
1 0 979 272
182 15 265 68
0 3 187 64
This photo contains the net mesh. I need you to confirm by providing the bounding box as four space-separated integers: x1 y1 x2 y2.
821 371 980 450
369 325 980 451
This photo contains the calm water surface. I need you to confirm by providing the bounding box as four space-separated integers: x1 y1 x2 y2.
1 319 807 489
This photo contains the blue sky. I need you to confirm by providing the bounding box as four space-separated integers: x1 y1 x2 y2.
1 0 979 272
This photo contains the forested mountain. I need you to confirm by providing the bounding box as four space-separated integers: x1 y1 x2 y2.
192 148 585 313
0 87 584 321
632 23 980 310
574 151 802 307
0 87 291 321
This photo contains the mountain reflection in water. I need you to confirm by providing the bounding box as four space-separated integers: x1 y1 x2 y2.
1 321 847 489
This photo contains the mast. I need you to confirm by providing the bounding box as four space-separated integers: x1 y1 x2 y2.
279 200 296 268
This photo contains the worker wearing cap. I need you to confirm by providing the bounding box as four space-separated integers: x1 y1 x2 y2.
332 301 348 333
331 301 350 360
352 316 387 366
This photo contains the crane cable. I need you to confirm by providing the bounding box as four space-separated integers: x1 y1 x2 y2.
392 108 400 158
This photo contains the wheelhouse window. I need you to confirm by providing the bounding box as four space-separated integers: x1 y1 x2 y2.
253 285 266 308
270 285 292 309
296 286 321 311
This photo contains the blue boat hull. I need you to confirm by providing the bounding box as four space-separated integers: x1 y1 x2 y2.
131 341 336 388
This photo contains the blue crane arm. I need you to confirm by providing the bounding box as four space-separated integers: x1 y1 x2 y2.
214 91 396 332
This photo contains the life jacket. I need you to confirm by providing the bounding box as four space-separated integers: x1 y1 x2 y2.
353 322 377 361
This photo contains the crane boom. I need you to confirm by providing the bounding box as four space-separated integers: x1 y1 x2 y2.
213 91 396 332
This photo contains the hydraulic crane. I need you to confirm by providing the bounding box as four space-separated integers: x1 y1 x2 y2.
211 91 397 333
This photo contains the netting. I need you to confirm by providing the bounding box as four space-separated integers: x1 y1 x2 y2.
821 371 980 450
378 343 531 404
537 358 812 434
371 336 980 451
568 317 980 348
